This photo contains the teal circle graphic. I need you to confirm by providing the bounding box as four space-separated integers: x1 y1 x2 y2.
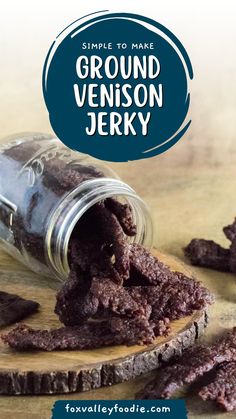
43 11 193 162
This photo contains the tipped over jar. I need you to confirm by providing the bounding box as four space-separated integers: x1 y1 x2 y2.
0 133 153 281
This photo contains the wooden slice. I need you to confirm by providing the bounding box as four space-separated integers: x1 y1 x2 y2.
0 250 208 395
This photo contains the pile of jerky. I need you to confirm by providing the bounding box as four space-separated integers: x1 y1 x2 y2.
3 198 213 351
137 327 236 412
185 217 236 273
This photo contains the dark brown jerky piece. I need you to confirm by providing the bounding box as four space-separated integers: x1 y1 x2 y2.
105 198 137 236
92 203 130 280
55 272 149 326
68 162 104 178
2 140 41 163
42 161 103 196
25 191 41 228
184 239 230 271
0 291 39 328
199 361 236 411
129 274 213 328
2 315 156 351
89 277 148 318
128 243 172 286
223 219 236 273
223 218 236 242
136 328 236 399
228 240 236 273
110 316 156 345
55 269 98 326
2 322 118 351
69 201 130 282
69 236 121 284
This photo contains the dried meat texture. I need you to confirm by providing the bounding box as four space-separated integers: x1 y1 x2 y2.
89 277 148 318
69 236 121 284
55 269 98 325
2 140 41 163
57 241 213 334
92 203 130 280
0 291 39 328
129 274 213 329
184 239 230 271
110 316 156 345
105 198 137 236
136 328 236 400
2 316 156 351
42 159 104 196
2 322 117 351
199 361 236 411
55 273 148 326
223 219 236 273
228 240 236 273
223 218 236 242
128 244 173 286
69 202 130 282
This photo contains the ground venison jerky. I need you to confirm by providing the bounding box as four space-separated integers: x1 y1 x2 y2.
185 216 236 274
0 291 39 327
184 239 230 271
129 275 213 326
55 269 98 326
127 243 173 286
2 322 118 351
42 160 104 195
69 235 121 284
109 316 156 345
228 240 236 273
136 328 236 400
223 219 236 273
223 218 236 242
89 277 148 318
68 202 130 284
2 140 41 163
55 273 149 326
2 317 155 351
199 361 236 411
105 198 137 236
2 247 213 350
91 203 130 280
56 253 213 328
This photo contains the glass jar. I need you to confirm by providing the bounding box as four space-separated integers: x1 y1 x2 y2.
0 133 153 281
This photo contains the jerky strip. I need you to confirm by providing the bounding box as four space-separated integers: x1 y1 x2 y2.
69 236 121 284
199 361 236 411
2 316 155 351
105 198 137 236
55 269 98 325
0 291 39 328
129 274 213 327
2 322 117 351
184 239 230 271
136 327 236 399
94 203 130 280
228 240 236 273
55 273 148 326
70 202 130 282
128 243 173 286
223 218 236 242
110 316 156 345
223 219 236 273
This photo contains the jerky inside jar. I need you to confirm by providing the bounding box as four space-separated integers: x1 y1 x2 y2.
0 133 153 280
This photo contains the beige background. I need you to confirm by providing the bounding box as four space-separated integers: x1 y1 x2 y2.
0 1 236 418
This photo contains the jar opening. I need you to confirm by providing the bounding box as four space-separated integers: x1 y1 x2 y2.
45 178 153 281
